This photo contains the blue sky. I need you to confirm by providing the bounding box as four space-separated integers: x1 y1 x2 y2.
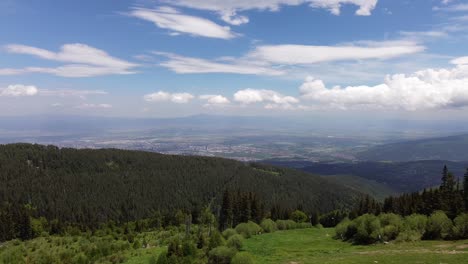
1 0 468 118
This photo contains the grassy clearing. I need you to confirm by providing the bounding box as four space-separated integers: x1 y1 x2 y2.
242 228 468 264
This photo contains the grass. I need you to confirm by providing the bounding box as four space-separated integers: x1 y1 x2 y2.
242 228 468 264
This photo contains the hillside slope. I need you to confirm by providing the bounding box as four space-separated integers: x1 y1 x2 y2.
265 160 467 193
0 144 362 226
357 134 468 162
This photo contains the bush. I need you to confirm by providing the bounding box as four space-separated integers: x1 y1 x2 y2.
353 214 381 244
335 218 351 240
231 252 254 264
424 211 453 240
403 214 428 236
156 250 168 264
290 210 308 223
226 234 244 250
452 213 468 239
235 221 262 238
296 222 312 229
276 220 297 230
222 228 237 239
396 230 422 242
208 230 225 249
208 246 237 264
260 219 278 233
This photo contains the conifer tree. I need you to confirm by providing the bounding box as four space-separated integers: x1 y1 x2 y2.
464 168 468 212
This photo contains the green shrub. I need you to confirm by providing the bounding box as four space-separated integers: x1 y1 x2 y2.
71 252 89 264
222 228 237 239
0 246 26 264
296 222 313 229
353 214 381 244
235 221 262 238
208 246 237 264
452 213 468 239
260 219 278 233
424 211 453 240
396 230 422 242
231 252 254 264
156 250 168 264
276 220 297 230
403 214 428 236
290 210 308 223
226 234 244 250
335 218 351 240
208 230 225 249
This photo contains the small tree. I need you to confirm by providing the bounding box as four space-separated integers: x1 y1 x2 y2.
290 210 308 223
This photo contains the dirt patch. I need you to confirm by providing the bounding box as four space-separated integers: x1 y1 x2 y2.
456 244 468 249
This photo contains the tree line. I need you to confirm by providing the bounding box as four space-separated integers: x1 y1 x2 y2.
0 143 360 242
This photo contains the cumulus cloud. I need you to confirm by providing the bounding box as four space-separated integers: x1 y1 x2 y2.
144 91 194 104
0 84 38 96
0 43 138 77
129 7 236 39
199 94 230 105
166 0 378 25
234 88 299 109
299 58 468 111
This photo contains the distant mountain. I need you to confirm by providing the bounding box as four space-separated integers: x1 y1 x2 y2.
357 134 468 162
0 144 363 227
264 160 467 194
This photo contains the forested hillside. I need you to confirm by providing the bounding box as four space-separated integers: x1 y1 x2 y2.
357 134 468 162
266 160 467 193
0 144 361 231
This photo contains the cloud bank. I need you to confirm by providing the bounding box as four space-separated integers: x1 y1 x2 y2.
1 43 138 77
166 0 379 25
300 58 468 111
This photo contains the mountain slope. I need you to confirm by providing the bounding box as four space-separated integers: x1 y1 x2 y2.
265 160 467 194
0 144 362 226
357 134 468 162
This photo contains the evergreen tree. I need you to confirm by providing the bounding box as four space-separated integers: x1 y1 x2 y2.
219 190 233 230
462 168 468 212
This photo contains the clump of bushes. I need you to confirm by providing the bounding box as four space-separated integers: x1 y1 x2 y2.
235 221 262 238
221 228 237 239
226 234 244 250
208 246 237 264
276 220 297 230
290 210 308 223
336 211 468 245
231 252 255 264
260 219 278 233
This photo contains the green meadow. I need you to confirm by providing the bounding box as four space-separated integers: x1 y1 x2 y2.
242 228 468 264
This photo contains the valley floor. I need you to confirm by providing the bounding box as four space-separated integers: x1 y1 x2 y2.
242 228 468 264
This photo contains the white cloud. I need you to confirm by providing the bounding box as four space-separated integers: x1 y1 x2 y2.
39 89 107 98
144 91 194 103
166 0 379 25
76 103 113 109
451 56 468 65
199 94 231 107
434 3 468 11
1 43 138 77
129 7 236 39
299 58 468 111
234 88 299 109
156 52 285 76
0 84 38 97
156 41 424 76
247 41 425 65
